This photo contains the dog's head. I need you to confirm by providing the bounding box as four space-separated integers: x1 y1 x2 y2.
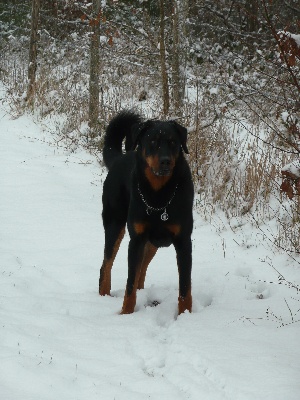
132 119 189 178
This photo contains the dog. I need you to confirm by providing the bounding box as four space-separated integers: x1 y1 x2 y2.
99 111 194 314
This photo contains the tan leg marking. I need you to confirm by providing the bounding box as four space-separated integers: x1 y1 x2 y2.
178 288 192 315
134 222 148 235
137 242 158 289
120 287 139 314
166 223 181 236
121 242 157 314
99 227 125 296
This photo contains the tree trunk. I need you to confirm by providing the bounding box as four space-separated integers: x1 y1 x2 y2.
245 0 259 33
171 0 188 115
89 0 101 137
26 0 40 105
159 0 170 117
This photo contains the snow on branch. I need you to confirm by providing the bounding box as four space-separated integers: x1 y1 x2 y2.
277 30 300 67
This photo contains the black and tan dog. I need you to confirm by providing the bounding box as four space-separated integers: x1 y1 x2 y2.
99 111 194 314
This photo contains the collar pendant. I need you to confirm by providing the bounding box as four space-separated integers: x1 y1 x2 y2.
161 209 169 221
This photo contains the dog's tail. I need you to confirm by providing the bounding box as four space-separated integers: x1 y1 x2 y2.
103 110 142 169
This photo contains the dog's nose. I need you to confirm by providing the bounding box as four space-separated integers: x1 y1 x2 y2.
160 157 171 168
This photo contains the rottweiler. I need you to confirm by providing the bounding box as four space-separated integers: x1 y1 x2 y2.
99 111 194 315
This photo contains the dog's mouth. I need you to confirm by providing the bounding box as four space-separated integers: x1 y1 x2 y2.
151 167 171 177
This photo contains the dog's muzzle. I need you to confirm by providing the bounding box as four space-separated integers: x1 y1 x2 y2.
152 157 172 176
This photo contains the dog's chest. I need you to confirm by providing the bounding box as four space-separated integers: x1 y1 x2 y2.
148 225 173 248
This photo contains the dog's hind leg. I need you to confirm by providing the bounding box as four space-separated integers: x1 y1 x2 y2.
137 242 157 290
99 223 125 296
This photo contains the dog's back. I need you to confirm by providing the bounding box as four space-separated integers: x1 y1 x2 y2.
103 110 142 169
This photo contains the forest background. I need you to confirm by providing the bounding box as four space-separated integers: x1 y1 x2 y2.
0 0 299 255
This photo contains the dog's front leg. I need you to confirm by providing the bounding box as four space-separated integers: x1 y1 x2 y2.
174 237 192 314
121 236 145 314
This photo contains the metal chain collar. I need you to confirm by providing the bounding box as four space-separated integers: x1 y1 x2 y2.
137 183 178 221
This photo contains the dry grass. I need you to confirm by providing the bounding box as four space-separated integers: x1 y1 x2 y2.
187 92 299 253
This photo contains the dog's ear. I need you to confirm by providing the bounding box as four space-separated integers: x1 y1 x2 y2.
171 121 189 154
131 120 155 150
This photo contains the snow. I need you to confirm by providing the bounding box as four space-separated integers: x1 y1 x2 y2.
1 92 300 400
281 111 289 123
291 33 300 48
209 87 219 95
278 31 300 48
282 160 300 178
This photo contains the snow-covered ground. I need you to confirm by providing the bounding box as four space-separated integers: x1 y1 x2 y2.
1 91 300 400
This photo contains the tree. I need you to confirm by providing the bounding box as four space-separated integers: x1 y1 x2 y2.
245 0 259 33
89 0 101 137
171 0 188 114
26 0 40 104
159 0 170 116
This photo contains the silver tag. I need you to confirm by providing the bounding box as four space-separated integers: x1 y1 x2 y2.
161 209 169 221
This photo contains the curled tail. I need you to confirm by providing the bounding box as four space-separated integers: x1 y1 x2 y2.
103 110 142 169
